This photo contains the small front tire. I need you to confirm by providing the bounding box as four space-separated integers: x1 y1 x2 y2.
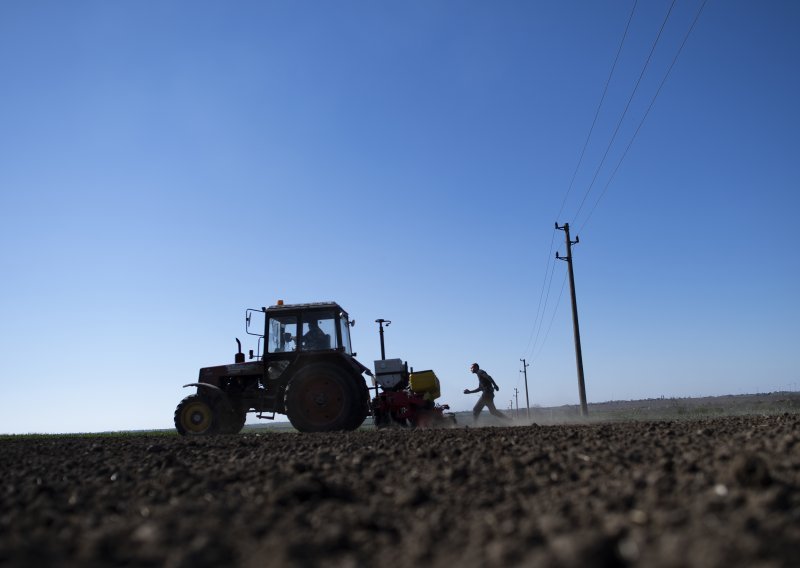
174 394 218 436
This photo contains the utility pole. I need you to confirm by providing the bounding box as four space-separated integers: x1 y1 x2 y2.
520 358 531 420
514 388 520 419
375 319 391 360
556 222 589 417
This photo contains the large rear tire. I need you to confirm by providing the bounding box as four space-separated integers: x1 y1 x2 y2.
344 376 369 430
284 364 363 432
174 394 218 436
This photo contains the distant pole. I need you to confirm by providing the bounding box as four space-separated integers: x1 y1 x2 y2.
514 388 520 419
375 319 391 360
556 222 589 417
520 358 531 420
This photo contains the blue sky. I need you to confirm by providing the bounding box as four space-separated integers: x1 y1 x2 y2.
1 1 798 433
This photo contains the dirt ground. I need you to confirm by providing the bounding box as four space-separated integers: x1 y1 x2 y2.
2 414 798 567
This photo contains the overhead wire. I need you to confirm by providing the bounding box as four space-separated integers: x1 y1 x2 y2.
571 0 678 225
521 0 710 395
516 268 565 389
556 0 640 224
519 227 557 358
576 0 710 234
526 246 559 359
521 0 639 363
532 271 569 363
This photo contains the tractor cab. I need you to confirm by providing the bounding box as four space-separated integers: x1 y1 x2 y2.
247 301 355 357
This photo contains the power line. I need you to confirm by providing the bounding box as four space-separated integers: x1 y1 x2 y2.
521 0 709 412
522 0 706 371
576 0 710 233
521 226 558 358
532 270 568 363
524 237 560 360
521 1 639 361
556 0 639 224
571 0 678 224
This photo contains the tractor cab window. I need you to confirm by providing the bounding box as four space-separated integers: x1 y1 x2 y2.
267 315 298 353
339 315 353 355
300 312 337 351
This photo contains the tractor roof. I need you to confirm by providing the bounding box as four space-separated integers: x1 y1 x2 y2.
266 301 346 314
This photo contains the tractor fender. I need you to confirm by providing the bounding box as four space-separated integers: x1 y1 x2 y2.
182 383 237 413
182 382 224 394
343 356 373 377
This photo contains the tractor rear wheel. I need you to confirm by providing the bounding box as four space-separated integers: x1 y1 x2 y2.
174 394 218 436
284 364 363 432
344 376 369 430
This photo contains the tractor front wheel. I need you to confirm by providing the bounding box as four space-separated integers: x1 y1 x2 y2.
174 394 218 436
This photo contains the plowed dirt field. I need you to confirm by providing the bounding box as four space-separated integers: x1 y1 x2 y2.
2 414 798 567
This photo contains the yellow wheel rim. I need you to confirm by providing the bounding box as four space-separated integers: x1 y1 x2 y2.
181 400 213 433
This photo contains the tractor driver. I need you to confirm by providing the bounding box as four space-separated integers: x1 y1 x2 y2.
301 319 329 351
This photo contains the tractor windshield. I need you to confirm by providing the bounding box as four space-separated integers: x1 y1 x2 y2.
267 315 298 353
300 312 337 351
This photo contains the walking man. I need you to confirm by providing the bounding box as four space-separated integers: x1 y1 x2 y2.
464 363 512 423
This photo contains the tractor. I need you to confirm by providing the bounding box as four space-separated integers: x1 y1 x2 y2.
174 301 371 434
174 301 455 435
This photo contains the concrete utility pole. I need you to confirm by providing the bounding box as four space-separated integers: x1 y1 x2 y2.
520 358 531 420
514 388 520 419
556 222 589 417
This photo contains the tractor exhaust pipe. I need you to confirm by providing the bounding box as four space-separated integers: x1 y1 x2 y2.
235 338 245 364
